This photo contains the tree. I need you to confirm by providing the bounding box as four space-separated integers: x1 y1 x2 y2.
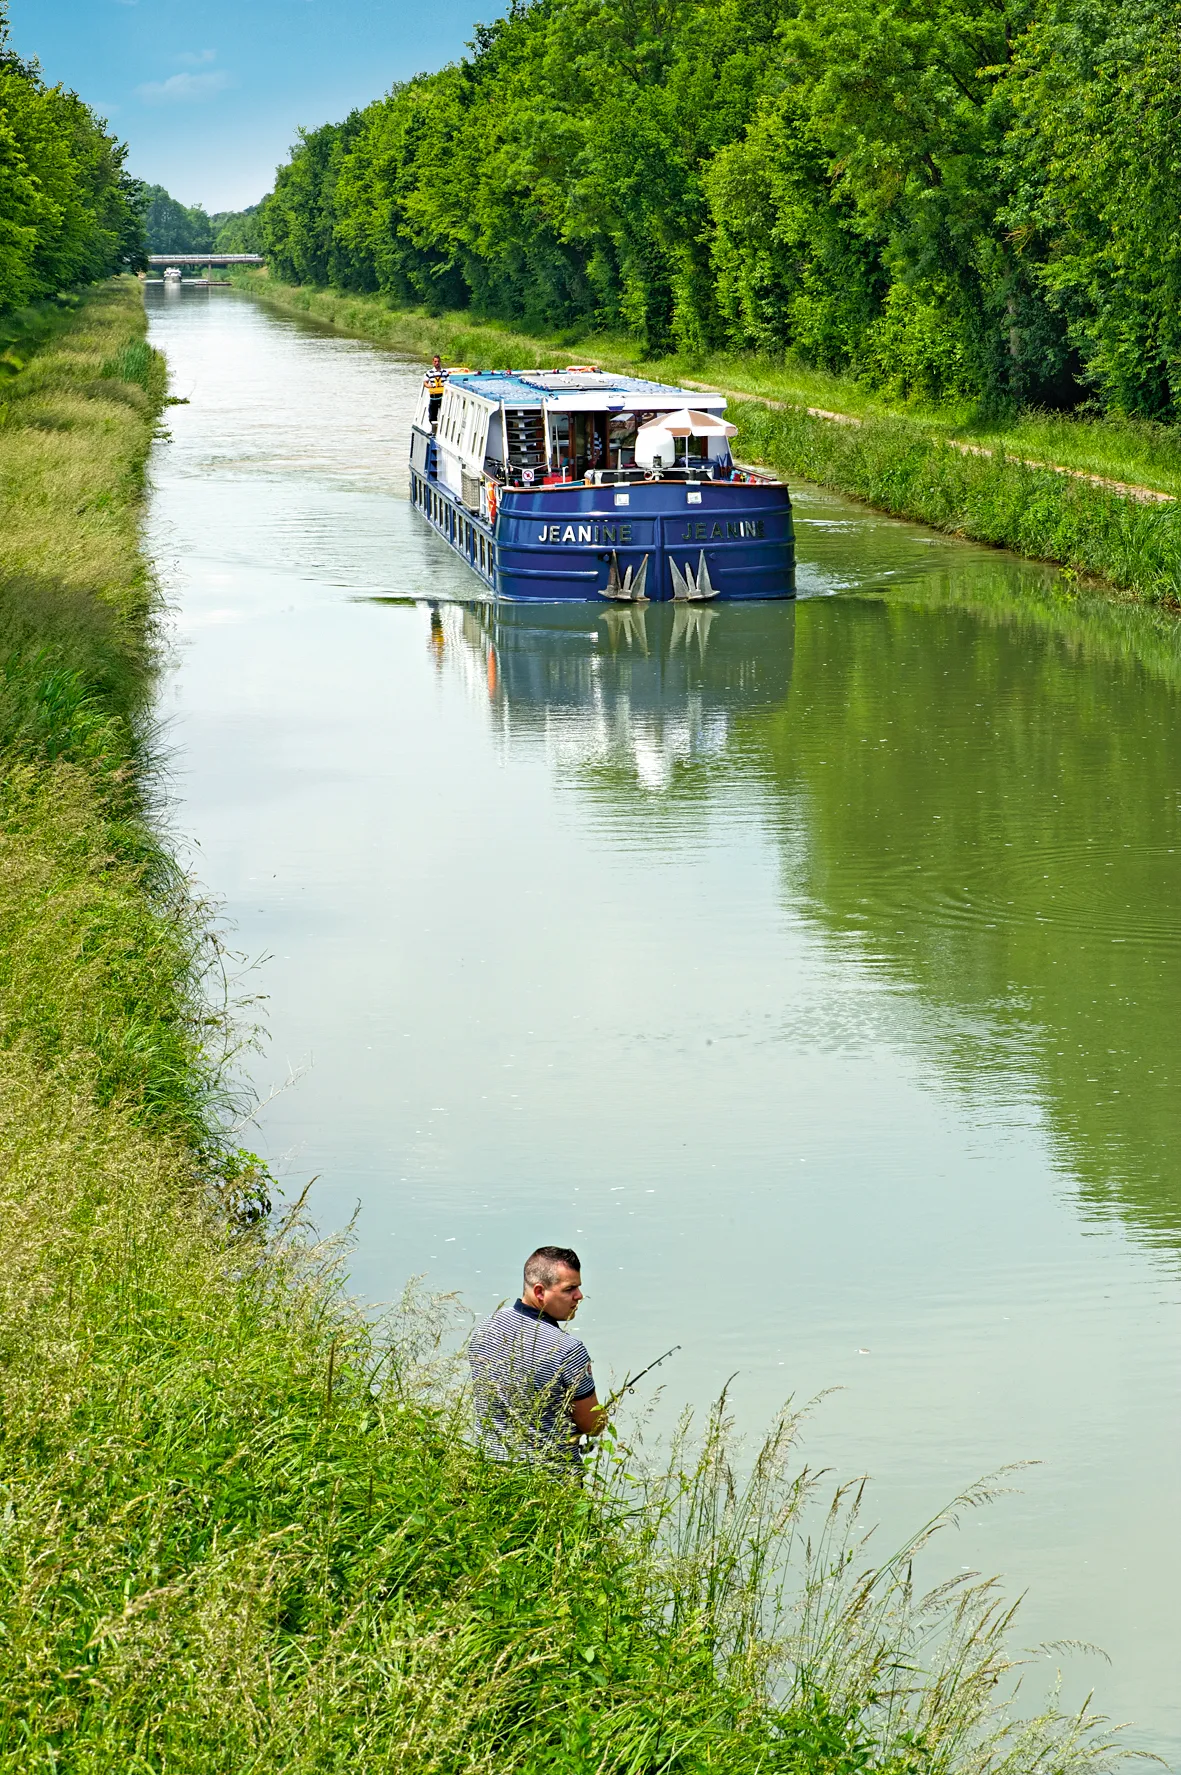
250 0 1181 417
0 3 146 311
142 184 213 255
212 204 263 253
1005 0 1181 416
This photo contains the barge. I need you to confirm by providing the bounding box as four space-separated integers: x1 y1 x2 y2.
409 368 794 602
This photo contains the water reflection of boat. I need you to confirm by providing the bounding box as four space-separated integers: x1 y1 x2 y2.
437 598 795 788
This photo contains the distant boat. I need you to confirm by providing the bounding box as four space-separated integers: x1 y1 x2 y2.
410 368 795 603
163 266 182 282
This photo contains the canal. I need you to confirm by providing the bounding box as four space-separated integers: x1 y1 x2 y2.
146 283 1181 1763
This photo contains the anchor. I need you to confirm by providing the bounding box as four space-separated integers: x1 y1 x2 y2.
601 550 650 602
670 550 720 600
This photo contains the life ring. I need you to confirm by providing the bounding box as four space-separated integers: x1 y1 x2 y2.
488 483 498 525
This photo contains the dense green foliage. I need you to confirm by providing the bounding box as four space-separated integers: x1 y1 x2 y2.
0 4 144 311
142 182 213 254
255 0 1181 418
212 200 263 253
143 181 263 256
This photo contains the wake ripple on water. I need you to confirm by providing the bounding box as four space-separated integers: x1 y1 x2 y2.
808 839 1181 950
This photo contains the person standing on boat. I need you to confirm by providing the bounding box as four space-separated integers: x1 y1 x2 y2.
469 1246 608 1469
426 355 445 426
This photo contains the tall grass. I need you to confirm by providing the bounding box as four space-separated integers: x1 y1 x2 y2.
0 278 167 634
0 278 1137 1770
0 279 220 1140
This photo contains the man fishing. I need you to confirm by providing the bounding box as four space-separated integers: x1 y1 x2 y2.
469 1245 607 1469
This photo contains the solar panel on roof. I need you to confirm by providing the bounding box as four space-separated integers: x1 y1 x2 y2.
519 373 621 391
444 369 713 403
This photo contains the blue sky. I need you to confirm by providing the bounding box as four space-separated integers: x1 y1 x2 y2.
10 0 494 211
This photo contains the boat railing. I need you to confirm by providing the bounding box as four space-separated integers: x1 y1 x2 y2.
483 463 764 491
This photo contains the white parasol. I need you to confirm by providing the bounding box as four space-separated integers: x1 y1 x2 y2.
636 407 737 438
634 407 737 469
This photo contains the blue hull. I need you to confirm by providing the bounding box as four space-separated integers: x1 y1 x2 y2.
410 463 794 602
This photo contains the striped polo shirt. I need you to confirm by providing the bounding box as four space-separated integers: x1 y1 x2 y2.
469 1299 596 1467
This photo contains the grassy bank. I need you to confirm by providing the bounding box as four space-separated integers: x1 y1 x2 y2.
0 280 1129 1770
736 402 1181 604
231 272 1181 601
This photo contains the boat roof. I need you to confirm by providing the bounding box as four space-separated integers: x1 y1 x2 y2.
443 369 726 411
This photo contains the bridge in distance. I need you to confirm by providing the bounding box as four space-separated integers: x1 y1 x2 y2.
146 255 265 268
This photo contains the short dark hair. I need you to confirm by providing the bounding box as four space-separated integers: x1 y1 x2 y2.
524 1245 581 1289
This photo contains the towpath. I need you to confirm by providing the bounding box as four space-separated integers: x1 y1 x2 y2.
683 381 1176 505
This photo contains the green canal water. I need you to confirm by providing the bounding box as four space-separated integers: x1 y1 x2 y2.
147 284 1181 1762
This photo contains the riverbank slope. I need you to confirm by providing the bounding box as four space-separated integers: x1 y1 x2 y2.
0 278 1127 1771
230 272 1181 604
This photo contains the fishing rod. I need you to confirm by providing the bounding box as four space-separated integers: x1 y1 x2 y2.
607 1344 681 1409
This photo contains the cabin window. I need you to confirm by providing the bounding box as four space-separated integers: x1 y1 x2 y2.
465 404 490 463
549 411 610 479
549 413 569 474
